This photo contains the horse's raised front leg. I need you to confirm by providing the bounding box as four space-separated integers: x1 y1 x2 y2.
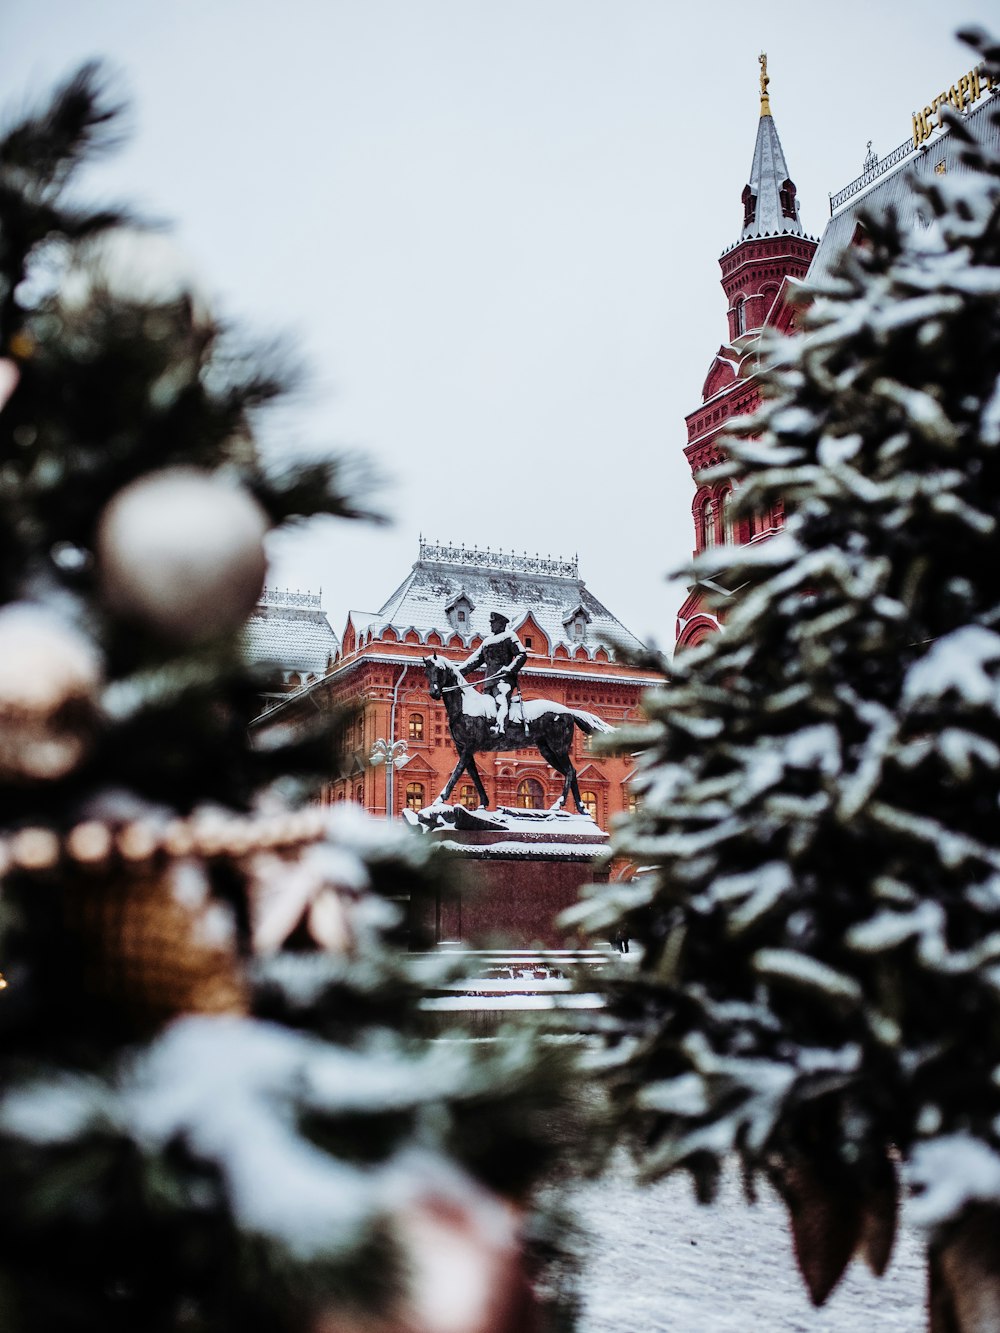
463 752 490 808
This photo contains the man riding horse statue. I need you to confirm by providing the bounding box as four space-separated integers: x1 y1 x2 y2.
458 610 527 736
422 607 613 815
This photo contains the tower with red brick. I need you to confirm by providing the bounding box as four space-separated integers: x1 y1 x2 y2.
676 56 817 649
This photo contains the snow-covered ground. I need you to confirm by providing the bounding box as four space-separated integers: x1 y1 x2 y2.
572 1152 926 1332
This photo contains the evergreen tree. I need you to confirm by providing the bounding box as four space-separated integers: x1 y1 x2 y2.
577 28 1000 1325
0 66 579 1333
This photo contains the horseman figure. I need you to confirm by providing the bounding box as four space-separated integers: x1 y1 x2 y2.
458 611 528 736
422 650 612 813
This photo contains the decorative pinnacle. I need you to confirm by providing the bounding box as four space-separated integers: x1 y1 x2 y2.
759 51 771 117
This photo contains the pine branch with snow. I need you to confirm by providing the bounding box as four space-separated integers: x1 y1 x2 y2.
578 29 1000 1321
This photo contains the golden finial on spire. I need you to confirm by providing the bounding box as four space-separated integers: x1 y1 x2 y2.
759 51 771 117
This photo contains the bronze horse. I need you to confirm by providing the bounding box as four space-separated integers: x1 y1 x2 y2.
422 654 612 813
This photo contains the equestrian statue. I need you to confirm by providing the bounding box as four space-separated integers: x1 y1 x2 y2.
422 611 613 814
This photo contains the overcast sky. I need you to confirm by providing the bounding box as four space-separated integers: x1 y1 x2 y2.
1 2 993 649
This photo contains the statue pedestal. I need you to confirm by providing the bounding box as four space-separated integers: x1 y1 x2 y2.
403 805 609 948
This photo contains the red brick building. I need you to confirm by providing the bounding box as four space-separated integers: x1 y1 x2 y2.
676 61 817 649
253 542 659 830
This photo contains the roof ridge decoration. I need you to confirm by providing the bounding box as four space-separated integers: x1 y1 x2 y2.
258 587 323 610
418 539 579 581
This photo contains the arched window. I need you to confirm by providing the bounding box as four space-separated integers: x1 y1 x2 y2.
752 504 771 538
734 296 746 336
627 790 639 814
354 784 364 804
702 498 716 550
722 489 735 544
517 778 545 810
580 790 598 820
459 784 478 808
408 713 424 741
405 782 425 810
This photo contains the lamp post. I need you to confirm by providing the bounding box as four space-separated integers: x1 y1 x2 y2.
369 737 409 818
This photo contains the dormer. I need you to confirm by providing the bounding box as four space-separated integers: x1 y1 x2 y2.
444 588 475 635
513 612 549 656
562 602 592 644
741 184 756 230
779 177 798 222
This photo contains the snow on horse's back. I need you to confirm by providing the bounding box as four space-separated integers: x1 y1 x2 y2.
518 697 613 734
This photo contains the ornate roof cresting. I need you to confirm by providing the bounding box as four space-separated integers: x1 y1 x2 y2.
259 587 323 609
418 539 579 581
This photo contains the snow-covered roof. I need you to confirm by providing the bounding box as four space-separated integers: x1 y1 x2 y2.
362 542 645 658
739 109 805 242
241 588 339 680
809 94 1000 284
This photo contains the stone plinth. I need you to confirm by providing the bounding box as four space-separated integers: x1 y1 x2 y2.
403 805 609 948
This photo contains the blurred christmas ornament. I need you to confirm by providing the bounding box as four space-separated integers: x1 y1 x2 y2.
391 1169 537 1333
0 602 102 781
0 357 20 410
311 1166 538 1333
768 1143 898 1307
768 1153 862 1306
59 225 206 316
61 855 248 1034
96 467 269 642
249 840 366 955
929 1207 1000 1333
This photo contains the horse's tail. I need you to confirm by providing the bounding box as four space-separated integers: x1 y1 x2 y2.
570 709 614 736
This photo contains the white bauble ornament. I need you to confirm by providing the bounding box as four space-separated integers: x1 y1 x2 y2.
97 468 269 642
59 226 207 317
0 602 102 782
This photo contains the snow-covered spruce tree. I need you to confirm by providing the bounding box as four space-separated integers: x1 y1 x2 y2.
575 29 1000 1324
0 67 582 1333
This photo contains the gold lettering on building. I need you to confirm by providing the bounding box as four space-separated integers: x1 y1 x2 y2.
913 63 995 147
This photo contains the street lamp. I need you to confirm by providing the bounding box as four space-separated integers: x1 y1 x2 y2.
369 737 409 818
